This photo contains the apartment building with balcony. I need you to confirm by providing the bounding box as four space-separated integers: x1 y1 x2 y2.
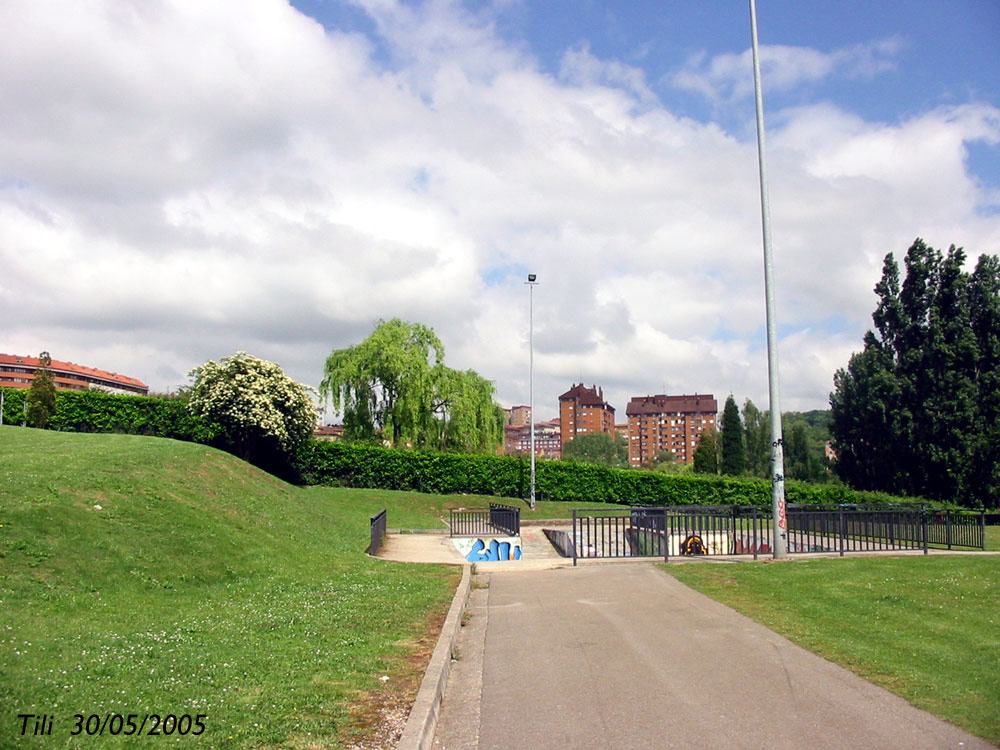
626 393 717 466
0 353 148 396
558 383 616 450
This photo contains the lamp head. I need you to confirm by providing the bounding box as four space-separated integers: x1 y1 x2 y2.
527 273 537 282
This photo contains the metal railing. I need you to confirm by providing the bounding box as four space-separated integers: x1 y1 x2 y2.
449 503 520 537
368 509 387 556
570 505 985 564
787 506 926 554
926 510 987 549
790 506 986 554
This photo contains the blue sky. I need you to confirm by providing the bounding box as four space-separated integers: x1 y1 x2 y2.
292 0 1000 191
2 0 998 418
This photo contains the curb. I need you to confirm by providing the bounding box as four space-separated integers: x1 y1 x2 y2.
396 564 471 750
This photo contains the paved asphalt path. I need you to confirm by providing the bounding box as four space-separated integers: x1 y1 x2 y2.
433 562 993 750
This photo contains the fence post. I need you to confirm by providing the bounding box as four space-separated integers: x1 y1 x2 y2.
839 506 845 557
980 511 986 551
664 508 670 563
369 509 387 556
730 506 737 556
572 508 578 567
753 506 758 561
946 511 953 550
922 508 929 555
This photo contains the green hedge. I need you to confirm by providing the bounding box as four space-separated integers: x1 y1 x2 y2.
2 387 917 507
0 388 26 426
294 440 909 507
1 388 218 444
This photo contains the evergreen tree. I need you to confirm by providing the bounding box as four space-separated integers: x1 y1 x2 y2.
830 332 899 493
784 422 824 481
26 351 57 428
742 398 770 478
968 255 1000 508
830 238 1000 507
693 427 719 474
719 394 745 475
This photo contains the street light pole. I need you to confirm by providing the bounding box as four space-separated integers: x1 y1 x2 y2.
526 273 538 510
749 0 787 558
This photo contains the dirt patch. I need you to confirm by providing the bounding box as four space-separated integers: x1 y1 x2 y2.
339 603 450 749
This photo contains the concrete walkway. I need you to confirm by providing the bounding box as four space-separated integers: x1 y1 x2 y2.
432 563 994 750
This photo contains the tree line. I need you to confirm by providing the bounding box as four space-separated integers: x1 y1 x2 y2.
830 239 999 508
691 396 831 482
20 238 995 511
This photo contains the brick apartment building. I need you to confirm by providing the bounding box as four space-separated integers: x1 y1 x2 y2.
504 417 561 459
558 383 616 450
504 405 531 427
0 353 148 396
625 393 717 466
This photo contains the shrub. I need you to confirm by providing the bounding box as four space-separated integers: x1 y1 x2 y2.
1 388 218 443
294 440 909 507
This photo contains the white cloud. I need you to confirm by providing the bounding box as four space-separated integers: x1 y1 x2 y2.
670 37 904 103
1 0 997 422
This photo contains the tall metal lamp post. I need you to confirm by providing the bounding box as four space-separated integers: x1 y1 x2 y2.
749 0 788 558
526 273 538 510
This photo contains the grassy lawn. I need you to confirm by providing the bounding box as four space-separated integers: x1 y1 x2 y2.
0 427 459 749
303 487 582 529
664 554 1000 745
986 525 1000 551
313 489 599 529
5 425 996 747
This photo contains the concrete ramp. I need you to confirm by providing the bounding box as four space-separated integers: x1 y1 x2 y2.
377 531 466 564
376 526 572 569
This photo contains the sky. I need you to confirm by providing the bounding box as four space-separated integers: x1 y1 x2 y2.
2 0 999 422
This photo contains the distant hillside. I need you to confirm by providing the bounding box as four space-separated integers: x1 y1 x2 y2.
0 426 457 748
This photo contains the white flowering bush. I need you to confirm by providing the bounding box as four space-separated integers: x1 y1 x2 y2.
188 352 318 464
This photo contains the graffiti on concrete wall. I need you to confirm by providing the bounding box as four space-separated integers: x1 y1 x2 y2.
452 536 522 562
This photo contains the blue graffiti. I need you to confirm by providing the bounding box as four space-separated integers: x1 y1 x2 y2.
466 538 522 562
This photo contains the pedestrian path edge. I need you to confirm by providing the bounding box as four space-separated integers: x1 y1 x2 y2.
396 564 471 750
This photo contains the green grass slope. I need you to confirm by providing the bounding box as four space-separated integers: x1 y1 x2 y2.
0 426 459 749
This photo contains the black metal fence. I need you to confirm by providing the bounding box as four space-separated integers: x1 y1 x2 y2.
449 502 521 537
926 510 988 549
570 505 985 564
368 509 387 556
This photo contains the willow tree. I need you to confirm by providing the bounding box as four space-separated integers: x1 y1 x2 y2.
321 319 502 453
431 367 506 453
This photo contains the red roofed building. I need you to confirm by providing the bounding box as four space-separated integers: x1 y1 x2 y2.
0 353 148 396
625 393 717 466
558 383 616 450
